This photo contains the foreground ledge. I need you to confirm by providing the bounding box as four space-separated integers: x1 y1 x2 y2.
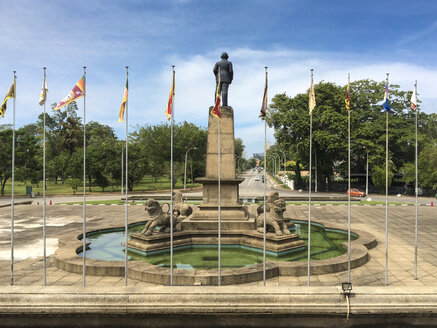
1 286 437 327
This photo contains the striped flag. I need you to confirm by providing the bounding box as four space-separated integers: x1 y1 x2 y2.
211 68 221 119
55 76 85 110
259 71 268 118
39 76 48 106
383 82 391 111
411 85 417 111
0 80 15 117
119 78 128 122
309 78 316 114
345 81 351 111
165 73 175 121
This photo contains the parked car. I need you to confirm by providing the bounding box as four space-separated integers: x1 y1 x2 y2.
347 188 366 197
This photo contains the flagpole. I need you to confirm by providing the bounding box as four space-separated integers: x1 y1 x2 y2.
414 80 418 280
385 72 389 286
10 71 16 286
170 65 175 286
347 72 351 283
121 146 124 196
124 66 129 286
43 67 47 286
218 115 221 286
82 66 87 286
308 69 313 286
263 66 268 286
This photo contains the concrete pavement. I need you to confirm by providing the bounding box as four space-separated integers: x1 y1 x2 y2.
1 203 436 288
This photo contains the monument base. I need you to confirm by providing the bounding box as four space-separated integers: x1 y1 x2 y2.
127 230 305 256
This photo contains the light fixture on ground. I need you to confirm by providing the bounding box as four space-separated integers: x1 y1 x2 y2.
341 282 352 295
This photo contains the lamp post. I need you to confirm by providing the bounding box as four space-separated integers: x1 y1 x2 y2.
267 156 276 176
278 150 286 172
272 153 281 177
366 150 369 196
235 155 241 172
184 147 197 191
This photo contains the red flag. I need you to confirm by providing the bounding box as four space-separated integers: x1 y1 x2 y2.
211 68 221 119
55 76 85 110
165 73 175 120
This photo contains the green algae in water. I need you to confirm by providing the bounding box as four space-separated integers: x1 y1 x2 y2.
80 222 357 269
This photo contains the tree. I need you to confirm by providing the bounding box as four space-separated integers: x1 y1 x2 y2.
268 79 437 189
235 138 245 158
133 121 208 185
402 143 437 191
0 127 12 196
371 163 395 193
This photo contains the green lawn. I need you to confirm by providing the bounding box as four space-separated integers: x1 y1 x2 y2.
1 176 201 196
286 200 411 205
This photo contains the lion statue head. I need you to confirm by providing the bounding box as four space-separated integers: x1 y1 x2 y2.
145 199 163 218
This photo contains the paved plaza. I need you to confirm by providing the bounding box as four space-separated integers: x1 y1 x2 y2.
0 203 436 288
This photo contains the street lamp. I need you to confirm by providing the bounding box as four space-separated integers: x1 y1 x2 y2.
270 157 276 177
366 150 369 196
235 155 241 172
184 147 197 191
272 153 281 176
278 150 286 172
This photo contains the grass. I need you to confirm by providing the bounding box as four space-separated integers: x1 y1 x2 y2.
1 176 201 197
286 200 412 205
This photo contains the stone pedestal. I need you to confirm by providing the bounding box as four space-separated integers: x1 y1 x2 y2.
191 106 248 226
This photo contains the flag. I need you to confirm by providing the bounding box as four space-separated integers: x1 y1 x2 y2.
0 80 15 117
55 76 85 110
345 82 351 111
39 76 48 106
411 85 417 111
309 79 316 114
165 73 175 121
119 78 128 122
211 68 221 119
259 72 268 118
383 82 390 111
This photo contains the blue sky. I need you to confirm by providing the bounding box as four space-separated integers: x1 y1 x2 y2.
1 0 436 157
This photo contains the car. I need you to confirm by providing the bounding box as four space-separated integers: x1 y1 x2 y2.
254 176 260 181
347 188 366 197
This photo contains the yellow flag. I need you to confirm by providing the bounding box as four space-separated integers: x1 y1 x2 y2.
39 77 48 106
309 79 316 114
0 80 16 117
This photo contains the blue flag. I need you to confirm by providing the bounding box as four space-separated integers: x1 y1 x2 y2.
383 83 390 111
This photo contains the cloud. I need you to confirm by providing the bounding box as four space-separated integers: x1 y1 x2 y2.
2 47 436 159
398 21 437 45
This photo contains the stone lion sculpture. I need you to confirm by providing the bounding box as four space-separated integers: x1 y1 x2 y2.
141 199 177 236
256 197 292 236
256 190 280 216
173 190 193 221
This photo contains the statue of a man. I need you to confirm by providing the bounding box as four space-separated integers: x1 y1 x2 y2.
213 52 233 106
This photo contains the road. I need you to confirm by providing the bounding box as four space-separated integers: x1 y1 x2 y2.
0 170 435 206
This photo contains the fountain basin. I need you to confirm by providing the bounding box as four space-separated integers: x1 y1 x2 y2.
54 218 376 285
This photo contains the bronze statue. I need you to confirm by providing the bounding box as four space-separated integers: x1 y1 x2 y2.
213 52 233 106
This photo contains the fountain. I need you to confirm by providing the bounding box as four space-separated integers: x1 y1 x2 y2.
53 59 376 285
127 106 306 256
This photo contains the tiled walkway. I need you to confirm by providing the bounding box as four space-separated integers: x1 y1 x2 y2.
0 204 436 287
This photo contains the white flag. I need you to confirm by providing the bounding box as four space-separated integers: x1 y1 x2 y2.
39 77 48 106
411 85 417 111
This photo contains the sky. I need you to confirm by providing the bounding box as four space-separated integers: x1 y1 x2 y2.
1 0 436 158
